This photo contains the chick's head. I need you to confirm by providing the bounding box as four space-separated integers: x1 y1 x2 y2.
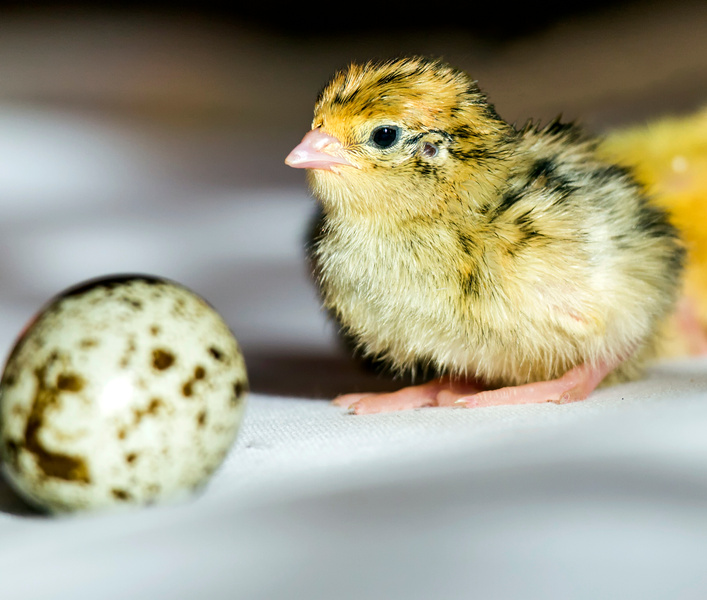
287 57 516 222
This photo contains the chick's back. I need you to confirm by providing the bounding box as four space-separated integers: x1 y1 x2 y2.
306 58 684 387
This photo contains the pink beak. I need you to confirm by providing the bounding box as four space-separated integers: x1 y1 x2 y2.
285 128 353 171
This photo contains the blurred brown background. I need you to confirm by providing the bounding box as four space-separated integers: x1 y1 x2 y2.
0 0 705 397
2 0 706 162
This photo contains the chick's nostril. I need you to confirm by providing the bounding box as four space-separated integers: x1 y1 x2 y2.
312 130 343 151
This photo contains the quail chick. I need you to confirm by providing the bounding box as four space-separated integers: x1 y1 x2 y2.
286 57 686 414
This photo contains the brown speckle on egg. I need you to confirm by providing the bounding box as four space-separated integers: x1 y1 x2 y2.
119 336 137 369
56 373 84 392
132 397 164 425
22 366 91 483
79 338 98 349
121 296 143 310
152 348 175 371
232 380 248 405
111 488 131 501
171 298 187 317
182 365 207 398
3 439 21 468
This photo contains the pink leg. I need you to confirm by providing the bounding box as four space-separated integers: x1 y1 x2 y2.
675 297 707 355
450 360 613 408
334 360 616 415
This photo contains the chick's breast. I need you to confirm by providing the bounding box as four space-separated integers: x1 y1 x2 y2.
302 58 684 387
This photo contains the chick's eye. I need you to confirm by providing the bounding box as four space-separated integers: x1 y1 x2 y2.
371 126 399 149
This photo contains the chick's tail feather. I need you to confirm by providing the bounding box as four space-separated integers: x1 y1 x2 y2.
599 106 707 356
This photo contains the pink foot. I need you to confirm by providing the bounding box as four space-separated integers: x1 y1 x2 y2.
334 360 615 415
333 378 482 415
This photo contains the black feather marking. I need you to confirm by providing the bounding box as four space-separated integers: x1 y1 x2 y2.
463 271 480 297
376 71 408 87
331 87 361 107
426 129 454 143
448 146 497 163
517 224 542 243
526 157 578 202
590 163 633 184
457 232 476 255
459 260 482 298
668 244 686 272
481 102 504 122
497 190 522 213
512 209 545 244
528 158 556 179
463 82 485 100
513 210 534 228
543 118 577 135
411 156 436 178
404 133 425 148
635 202 681 239
450 124 476 139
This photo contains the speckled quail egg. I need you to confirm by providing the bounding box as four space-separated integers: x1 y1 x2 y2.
0 275 248 513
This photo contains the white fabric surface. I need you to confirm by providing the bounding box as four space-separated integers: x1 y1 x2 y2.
2 36 707 598
3 366 707 599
